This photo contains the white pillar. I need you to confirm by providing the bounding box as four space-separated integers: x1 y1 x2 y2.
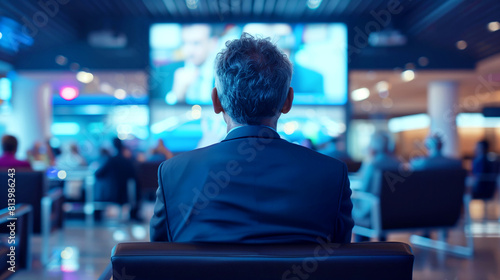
428 80 459 158
7 75 52 159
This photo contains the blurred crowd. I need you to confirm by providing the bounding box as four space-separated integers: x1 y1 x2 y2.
0 132 498 223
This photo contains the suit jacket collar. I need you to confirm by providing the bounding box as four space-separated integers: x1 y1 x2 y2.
222 125 281 142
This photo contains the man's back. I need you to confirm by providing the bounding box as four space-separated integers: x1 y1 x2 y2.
150 126 353 244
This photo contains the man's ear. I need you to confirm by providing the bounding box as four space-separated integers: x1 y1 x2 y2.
212 87 224 114
281 87 294 114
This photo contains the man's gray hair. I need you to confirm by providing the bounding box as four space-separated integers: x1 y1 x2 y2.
215 33 293 125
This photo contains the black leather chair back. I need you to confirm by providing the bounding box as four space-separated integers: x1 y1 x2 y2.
472 174 497 200
109 242 414 280
379 169 466 230
0 172 46 233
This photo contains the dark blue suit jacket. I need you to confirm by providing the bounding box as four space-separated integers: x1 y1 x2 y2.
150 126 353 243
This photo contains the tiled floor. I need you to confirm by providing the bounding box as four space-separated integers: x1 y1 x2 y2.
10 203 500 280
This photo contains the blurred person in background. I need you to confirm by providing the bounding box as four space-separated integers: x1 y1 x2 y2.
317 137 351 163
0 135 32 170
27 140 54 170
95 138 140 221
472 140 496 175
410 134 462 170
353 131 401 239
148 139 174 162
471 140 498 199
56 142 87 169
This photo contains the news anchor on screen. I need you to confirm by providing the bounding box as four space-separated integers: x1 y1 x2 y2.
157 24 220 104
150 33 353 244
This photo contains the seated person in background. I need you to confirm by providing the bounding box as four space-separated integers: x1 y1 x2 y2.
27 140 54 170
471 140 498 198
353 132 401 220
56 142 87 169
472 140 495 175
0 135 32 170
95 138 140 221
150 33 354 244
410 134 462 170
317 137 351 163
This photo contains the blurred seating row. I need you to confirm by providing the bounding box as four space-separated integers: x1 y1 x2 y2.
352 168 475 257
0 171 65 267
0 204 32 279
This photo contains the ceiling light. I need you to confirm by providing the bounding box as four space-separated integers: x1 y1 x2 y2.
186 0 198 9
351 88 370 101
375 81 390 92
60 86 79 101
76 71 94 83
487 21 500 32
401 70 415 82
456 40 467 50
306 0 322 9
57 170 67 180
114 89 126 100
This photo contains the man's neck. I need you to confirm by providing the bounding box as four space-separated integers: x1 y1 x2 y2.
224 114 278 133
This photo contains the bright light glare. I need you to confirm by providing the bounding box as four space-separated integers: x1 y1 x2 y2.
61 247 74 259
165 92 177 105
76 71 94 83
60 86 79 101
351 88 370 101
375 81 390 92
388 114 430 133
283 121 299 135
191 105 202 119
51 122 80 135
456 40 467 50
114 89 126 100
132 225 147 239
57 170 67 180
186 0 199 9
113 230 127 242
488 21 500 32
401 70 415 82
307 0 322 9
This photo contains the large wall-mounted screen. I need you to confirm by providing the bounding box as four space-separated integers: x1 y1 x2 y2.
150 23 347 105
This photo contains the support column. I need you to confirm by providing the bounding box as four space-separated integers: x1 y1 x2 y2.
7 74 52 159
428 80 459 158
